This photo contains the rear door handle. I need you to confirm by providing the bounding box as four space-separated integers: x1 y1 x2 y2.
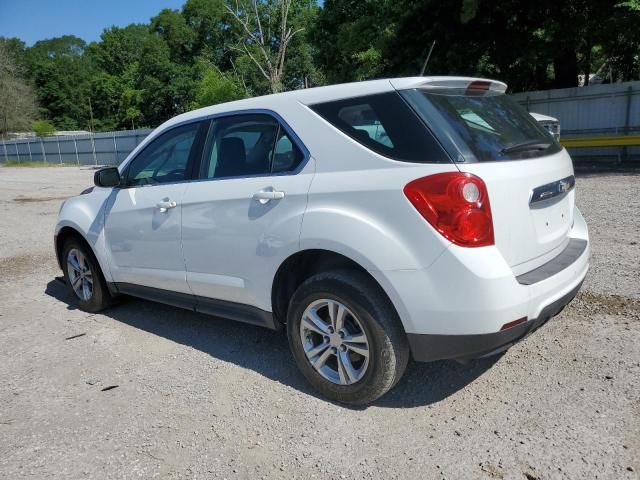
156 200 177 213
253 190 285 204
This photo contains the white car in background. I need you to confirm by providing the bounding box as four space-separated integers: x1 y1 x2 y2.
530 112 561 141
54 77 589 404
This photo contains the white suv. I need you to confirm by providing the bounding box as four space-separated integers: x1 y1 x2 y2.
55 77 589 404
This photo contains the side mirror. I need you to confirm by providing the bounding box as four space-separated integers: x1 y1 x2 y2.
94 167 121 188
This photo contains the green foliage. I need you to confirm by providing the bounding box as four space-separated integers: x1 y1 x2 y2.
32 120 55 137
0 40 37 137
313 0 398 83
192 66 247 108
25 35 93 129
617 0 640 10
182 0 229 62
5 0 639 133
87 25 151 75
151 8 196 63
316 0 640 91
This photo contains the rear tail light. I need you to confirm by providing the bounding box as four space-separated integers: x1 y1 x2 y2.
403 172 494 247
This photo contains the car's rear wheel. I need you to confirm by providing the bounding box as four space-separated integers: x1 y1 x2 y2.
287 270 409 405
62 238 113 312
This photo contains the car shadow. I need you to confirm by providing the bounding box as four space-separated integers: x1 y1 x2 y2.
45 279 499 410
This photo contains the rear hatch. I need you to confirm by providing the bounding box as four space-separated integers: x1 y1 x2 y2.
460 152 574 271
398 80 574 272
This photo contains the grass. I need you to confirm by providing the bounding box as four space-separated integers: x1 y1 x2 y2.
2 160 80 167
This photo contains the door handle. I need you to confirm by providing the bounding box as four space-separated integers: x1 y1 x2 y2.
156 200 177 213
253 190 285 204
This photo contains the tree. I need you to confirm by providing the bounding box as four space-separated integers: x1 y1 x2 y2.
85 26 151 129
86 25 150 76
25 35 93 129
10 0 639 134
192 65 247 108
150 8 196 64
32 120 55 137
225 0 307 93
182 0 230 62
313 0 397 83
0 42 37 137
315 0 640 91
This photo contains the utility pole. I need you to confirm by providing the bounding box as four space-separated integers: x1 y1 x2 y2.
88 98 97 165
88 98 95 134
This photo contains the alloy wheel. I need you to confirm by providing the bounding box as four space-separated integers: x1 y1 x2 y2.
299 299 370 385
67 248 94 301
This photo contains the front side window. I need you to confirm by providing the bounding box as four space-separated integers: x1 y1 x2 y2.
411 88 562 162
310 92 450 163
126 123 200 186
200 114 304 179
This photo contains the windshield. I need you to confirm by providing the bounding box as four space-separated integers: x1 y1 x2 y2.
407 88 562 162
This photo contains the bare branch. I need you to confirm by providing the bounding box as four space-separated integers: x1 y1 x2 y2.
229 43 271 82
229 57 251 95
252 0 264 46
224 0 298 93
286 27 304 42
225 1 273 72
224 3 260 46
280 0 290 45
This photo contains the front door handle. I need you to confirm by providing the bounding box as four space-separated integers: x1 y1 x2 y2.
253 190 285 204
156 200 177 213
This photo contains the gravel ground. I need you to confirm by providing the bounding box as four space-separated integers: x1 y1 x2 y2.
0 166 638 480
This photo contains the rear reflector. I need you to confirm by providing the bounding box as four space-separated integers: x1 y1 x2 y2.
500 317 528 331
403 172 494 247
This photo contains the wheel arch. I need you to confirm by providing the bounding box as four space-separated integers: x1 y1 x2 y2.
271 249 405 331
55 226 108 280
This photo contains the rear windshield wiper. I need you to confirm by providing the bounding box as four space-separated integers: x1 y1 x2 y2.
501 141 551 155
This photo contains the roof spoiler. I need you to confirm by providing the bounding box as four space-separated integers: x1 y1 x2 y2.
390 77 508 94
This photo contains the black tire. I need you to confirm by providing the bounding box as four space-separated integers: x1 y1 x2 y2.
287 269 410 405
61 237 114 313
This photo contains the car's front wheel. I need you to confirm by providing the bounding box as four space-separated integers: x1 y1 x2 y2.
62 238 113 312
287 270 409 405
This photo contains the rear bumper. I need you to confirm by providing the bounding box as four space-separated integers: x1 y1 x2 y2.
369 206 589 361
407 279 583 362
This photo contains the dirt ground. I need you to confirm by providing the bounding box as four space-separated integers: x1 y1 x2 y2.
0 166 638 480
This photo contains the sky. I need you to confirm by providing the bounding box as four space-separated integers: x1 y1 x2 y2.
0 0 187 46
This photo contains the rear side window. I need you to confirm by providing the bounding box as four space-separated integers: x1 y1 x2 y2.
310 92 450 163
414 88 562 162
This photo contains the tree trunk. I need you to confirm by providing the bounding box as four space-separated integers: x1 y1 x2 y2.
553 49 579 88
583 43 592 87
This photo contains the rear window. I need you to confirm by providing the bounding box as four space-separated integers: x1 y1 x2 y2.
411 88 562 162
310 92 450 163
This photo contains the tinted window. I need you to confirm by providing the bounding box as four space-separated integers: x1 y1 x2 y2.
310 92 449 163
127 123 200 186
200 114 304 179
416 88 562 162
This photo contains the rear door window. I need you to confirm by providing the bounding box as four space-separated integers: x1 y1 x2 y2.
409 88 562 162
310 92 450 163
199 114 305 179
